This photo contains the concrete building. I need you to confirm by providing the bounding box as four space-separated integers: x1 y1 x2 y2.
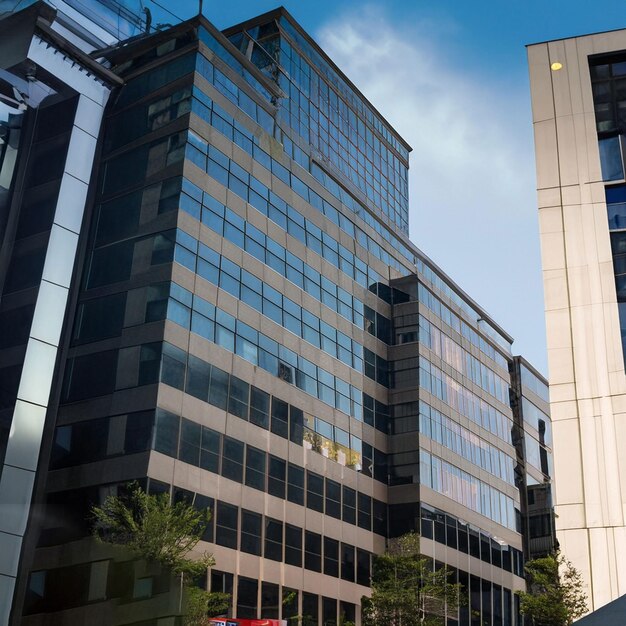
528 28 626 612
0 1 552 624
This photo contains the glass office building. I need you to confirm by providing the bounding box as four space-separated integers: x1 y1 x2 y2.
0 3 551 624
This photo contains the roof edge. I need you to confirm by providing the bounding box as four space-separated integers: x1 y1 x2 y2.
222 5 413 155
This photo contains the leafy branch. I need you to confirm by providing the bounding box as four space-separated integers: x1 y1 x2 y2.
91 482 229 624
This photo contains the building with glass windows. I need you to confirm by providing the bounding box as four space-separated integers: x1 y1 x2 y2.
528 30 626 612
0 2 552 624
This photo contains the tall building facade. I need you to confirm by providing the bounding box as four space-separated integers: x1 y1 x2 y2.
528 29 626 611
0 2 551 624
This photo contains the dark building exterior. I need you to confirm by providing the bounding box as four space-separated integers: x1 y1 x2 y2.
0 2 553 624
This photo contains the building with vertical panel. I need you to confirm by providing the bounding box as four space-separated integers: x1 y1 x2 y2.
0 2 552 624
528 29 626 612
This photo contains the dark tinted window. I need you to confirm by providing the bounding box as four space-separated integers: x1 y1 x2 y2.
287 463 304 505
307 471 324 512
325 479 341 519
342 486 356 525
237 576 257 619
215 501 238 549
264 518 283 562
245 446 266 491
74 293 126 342
285 524 302 567
221 437 244 483
240 510 262 556
268 455 286 498
323 537 339 577
305 531 322 572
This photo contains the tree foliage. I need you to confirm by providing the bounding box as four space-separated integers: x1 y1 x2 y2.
362 533 464 626
91 482 229 624
517 552 587 626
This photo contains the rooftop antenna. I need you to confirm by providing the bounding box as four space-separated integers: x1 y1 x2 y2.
198 0 203 16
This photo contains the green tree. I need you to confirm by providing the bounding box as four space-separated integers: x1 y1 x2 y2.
517 552 587 626
92 482 229 625
362 532 464 626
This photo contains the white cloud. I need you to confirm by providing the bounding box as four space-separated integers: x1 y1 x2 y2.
317 6 547 372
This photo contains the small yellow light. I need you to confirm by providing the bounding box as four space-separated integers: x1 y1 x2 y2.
551 62 563 71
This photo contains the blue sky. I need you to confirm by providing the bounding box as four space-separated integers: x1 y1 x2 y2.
147 0 626 374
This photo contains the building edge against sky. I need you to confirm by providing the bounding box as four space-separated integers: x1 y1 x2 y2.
0 1 553 624
528 29 626 612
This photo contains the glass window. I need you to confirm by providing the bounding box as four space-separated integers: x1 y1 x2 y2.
228 375 249 419
264 518 283 561
179 419 200 466
190 494 213 543
200 426 220 473
215 501 238 549
373 499 387 536
342 486 356 525
283 587 299 622
356 549 370 587
240 510 262 556
341 544 355 582
287 463 304 505
323 537 339 578
185 355 210 401
237 576 258 619
289 405 304 445
153 409 179 457
268 455 286 499
325 479 341 519
261 581 279 620
64 349 118 401
305 531 322 572
285 524 302 567
250 386 270 429
271 396 289 438
221 437 244 483
245 446 266 491
74 293 126 342
302 593 319 626
323 596 337 626
209 367 229 410
160 342 186 390
358 493 372 531
307 471 324 512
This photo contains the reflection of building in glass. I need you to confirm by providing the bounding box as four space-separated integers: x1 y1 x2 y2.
529 29 626 613
509 357 556 561
0 3 552 625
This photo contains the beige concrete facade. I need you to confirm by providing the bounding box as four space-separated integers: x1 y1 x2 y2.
528 30 626 611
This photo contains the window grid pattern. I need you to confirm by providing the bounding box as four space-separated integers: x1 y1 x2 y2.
154 341 388 478
181 178 394 344
193 50 413 266
418 283 510 371
416 267 512 354
271 22 409 231
420 505 524 578
417 356 513 445
165 281 363 417
418 401 516 486
183 136 388 288
173 231 377 377
419 449 517 531
419 315 510 406
152 409 387 533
